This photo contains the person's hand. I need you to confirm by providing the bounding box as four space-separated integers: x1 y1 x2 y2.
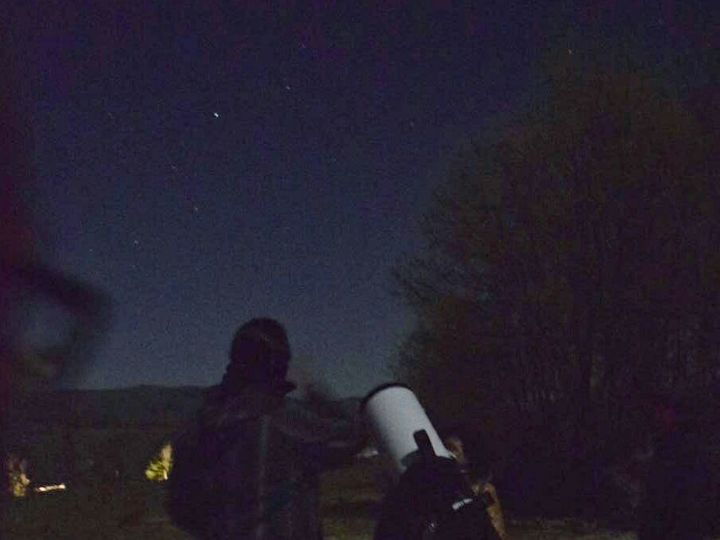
292 366 334 401
290 366 313 398
305 378 336 405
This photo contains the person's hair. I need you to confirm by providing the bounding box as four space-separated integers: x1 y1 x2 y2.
441 423 492 481
220 318 291 393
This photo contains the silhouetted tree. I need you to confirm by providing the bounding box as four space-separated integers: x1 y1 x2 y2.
395 55 719 509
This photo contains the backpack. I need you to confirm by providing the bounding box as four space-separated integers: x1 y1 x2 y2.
166 412 312 538
166 418 255 537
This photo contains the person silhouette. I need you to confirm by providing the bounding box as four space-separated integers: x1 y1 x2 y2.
444 430 508 540
1 28 109 517
167 318 365 539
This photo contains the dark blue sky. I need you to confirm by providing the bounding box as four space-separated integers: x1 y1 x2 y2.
8 1 708 396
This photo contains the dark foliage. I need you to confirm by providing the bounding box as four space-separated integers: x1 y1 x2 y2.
395 54 719 522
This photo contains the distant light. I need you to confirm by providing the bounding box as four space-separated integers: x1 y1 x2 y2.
34 483 66 493
145 442 173 482
357 446 379 459
213 112 220 118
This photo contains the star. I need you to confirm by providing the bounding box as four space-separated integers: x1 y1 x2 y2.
285 84 292 91
133 239 140 246
213 112 220 118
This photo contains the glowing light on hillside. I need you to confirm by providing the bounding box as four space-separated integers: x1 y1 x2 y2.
145 442 173 482
6 455 30 497
34 483 67 493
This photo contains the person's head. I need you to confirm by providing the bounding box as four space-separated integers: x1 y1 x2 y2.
442 424 492 482
444 435 468 465
220 318 293 394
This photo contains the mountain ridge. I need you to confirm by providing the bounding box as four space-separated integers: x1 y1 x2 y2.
10 385 360 428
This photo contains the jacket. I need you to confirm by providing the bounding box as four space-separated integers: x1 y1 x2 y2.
168 384 362 539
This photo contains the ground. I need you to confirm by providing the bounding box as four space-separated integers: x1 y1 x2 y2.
0 460 706 539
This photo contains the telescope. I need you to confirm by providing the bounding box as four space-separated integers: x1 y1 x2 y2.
361 383 501 540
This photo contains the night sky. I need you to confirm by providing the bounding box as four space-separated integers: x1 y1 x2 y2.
7 2 708 396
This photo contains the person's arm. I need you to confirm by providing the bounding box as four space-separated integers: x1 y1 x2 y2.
12 261 111 383
277 398 367 470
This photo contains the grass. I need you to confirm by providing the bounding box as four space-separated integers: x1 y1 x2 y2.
321 461 382 539
1 460 687 539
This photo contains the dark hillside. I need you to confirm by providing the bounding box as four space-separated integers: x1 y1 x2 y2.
10 385 206 429
5 387 361 485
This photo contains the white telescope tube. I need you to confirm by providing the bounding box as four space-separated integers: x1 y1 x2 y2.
361 383 451 474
